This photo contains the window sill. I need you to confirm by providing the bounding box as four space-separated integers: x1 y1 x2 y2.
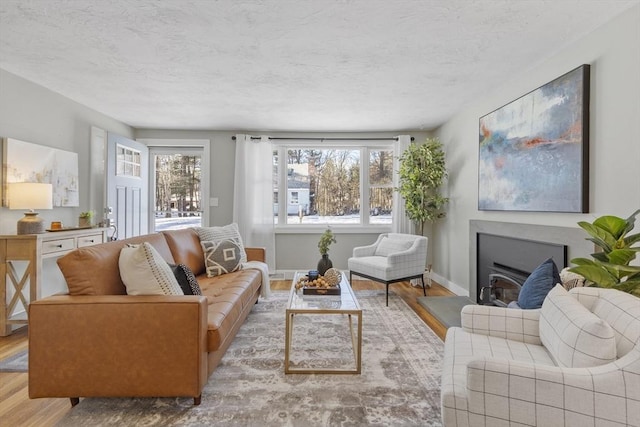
275 225 392 234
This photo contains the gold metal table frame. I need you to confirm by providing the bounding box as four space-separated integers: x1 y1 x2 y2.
284 271 362 374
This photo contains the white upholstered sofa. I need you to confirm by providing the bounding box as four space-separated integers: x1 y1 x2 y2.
441 285 640 427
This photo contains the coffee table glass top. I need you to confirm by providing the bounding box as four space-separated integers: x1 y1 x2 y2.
287 271 360 312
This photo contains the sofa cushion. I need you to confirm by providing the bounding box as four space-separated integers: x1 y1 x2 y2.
169 263 202 295
518 257 561 309
441 326 557 423
374 236 413 256
201 240 243 277
119 243 184 296
540 284 617 368
195 223 247 263
162 228 206 276
57 233 175 296
571 287 640 357
198 269 263 352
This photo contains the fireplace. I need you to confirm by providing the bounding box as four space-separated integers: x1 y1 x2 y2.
476 233 567 305
481 263 530 306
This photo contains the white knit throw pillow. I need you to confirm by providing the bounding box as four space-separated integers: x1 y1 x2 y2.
119 242 184 296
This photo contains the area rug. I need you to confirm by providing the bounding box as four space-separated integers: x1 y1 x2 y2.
0 349 28 372
417 296 475 328
57 290 444 426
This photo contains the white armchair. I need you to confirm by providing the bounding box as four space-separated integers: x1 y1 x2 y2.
348 233 428 306
441 285 640 427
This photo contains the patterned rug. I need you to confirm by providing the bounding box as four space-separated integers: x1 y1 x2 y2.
57 290 444 426
0 349 28 372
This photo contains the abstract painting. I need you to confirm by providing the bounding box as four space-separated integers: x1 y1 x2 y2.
2 138 79 207
478 65 590 212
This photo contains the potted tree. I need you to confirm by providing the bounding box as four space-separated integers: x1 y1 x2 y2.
396 137 449 236
570 209 640 296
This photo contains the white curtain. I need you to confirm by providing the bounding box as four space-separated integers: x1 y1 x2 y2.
393 135 425 287
392 135 415 235
233 134 276 271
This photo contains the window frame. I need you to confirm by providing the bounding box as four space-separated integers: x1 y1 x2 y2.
273 140 395 234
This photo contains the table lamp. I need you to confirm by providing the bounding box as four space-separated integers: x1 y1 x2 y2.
8 182 53 234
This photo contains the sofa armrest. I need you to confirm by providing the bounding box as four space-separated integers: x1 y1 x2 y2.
245 247 265 263
29 295 209 400
352 244 377 257
461 305 542 344
386 246 427 265
466 349 640 426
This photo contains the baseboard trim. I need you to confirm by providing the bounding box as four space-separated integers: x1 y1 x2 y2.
431 272 469 297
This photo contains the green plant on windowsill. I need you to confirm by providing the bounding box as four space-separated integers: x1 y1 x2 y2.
569 209 640 297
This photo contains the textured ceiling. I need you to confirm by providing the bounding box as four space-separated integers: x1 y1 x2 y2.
1 0 638 132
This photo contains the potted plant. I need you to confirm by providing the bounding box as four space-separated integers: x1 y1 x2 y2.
569 209 640 296
317 227 337 275
79 211 94 228
396 137 449 236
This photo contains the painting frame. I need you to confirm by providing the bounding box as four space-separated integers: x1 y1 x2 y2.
478 64 590 213
2 138 79 207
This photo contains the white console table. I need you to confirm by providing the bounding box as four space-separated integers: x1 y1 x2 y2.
0 228 107 336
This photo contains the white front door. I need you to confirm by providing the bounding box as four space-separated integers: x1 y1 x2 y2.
106 133 149 240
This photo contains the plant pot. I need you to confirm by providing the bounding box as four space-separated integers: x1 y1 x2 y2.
78 217 91 228
317 254 333 276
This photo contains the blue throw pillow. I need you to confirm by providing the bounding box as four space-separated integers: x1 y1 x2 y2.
517 258 561 309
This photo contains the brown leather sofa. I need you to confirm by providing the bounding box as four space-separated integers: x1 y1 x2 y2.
28 228 265 406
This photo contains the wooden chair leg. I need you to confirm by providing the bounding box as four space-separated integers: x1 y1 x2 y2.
421 275 426 296
70 397 80 406
194 395 201 405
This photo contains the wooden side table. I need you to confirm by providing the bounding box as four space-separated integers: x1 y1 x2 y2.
0 228 107 336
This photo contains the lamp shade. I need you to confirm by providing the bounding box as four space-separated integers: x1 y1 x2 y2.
8 182 53 210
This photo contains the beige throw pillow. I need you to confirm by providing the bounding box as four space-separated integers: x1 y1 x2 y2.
119 242 184 295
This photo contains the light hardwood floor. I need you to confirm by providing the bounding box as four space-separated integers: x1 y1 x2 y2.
0 279 452 426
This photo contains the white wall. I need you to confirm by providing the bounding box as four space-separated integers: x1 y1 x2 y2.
135 129 433 272
0 69 134 234
0 69 133 301
433 5 640 294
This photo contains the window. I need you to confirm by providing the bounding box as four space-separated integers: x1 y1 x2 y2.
140 139 211 233
273 143 394 227
116 144 141 177
151 152 203 231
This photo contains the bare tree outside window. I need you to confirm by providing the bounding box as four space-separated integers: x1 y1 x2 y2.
273 145 392 225
154 154 202 230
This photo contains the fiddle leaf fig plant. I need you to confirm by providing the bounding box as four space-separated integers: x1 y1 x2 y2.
569 209 640 296
396 137 449 236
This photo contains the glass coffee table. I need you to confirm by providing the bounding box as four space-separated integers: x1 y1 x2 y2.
284 271 362 374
